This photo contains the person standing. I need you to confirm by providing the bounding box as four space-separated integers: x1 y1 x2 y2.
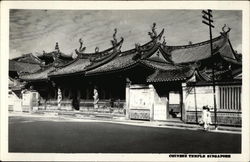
200 106 212 131
205 107 212 130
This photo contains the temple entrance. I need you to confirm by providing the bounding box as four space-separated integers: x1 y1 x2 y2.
152 83 183 121
168 91 182 119
153 96 168 120
72 89 80 110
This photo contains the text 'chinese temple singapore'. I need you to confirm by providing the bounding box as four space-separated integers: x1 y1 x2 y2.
9 24 242 126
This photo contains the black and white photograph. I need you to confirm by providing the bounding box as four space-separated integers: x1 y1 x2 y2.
1 1 249 161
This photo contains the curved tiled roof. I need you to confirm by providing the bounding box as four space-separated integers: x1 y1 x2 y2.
147 67 194 82
49 38 124 77
14 28 241 83
12 53 43 64
9 60 41 73
85 30 164 76
161 34 239 64
195 68 234 82
85 52 137 76
48 58 91 77
19 66 55 81
140 59 182 71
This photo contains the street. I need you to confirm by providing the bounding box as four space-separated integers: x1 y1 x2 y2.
9 116 241 153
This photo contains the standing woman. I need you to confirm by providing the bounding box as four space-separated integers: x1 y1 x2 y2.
201 106 208 130
205 107 212 130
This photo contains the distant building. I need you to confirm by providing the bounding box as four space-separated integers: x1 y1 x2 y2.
9 24 242 126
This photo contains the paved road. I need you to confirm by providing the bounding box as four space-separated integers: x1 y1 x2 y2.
9 116 241 153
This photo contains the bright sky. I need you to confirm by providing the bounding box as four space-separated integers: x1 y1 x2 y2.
9 9 242 59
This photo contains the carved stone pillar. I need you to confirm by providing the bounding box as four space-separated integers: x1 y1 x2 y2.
93 88 99 109
57 88 62 109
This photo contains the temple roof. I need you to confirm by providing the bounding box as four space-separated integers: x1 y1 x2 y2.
14 25 241 83
140 60 180 71
11 53 43 64
85 29 164 76
147 66 194 82
9 60 41 73
161 33 238 64
49 38 124 77
19 66 55 81
85 51 137 75
38 51 73 60
48 58 91 77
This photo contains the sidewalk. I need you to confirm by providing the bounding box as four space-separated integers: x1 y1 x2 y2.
9 111 241 134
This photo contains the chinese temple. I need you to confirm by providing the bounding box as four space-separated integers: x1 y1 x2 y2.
9 23 242 126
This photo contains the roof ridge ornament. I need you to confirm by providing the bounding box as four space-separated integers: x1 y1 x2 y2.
55 42 60 52
220 24 231 36
111 28 118 47
95 47 99 53
162 36 166 45
135 43 141 52
78 38 86 53
148 22 157 40
132 43 142 60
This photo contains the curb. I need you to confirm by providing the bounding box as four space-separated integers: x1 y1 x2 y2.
9 112 241 134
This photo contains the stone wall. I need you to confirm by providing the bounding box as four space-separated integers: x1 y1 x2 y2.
182 83 242 126
129 109 150 120
185 111 241 126
127 84 154 120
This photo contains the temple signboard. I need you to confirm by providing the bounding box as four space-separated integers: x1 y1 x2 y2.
130 88 152 109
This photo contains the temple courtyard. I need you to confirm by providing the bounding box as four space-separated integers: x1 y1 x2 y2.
8 115 241 153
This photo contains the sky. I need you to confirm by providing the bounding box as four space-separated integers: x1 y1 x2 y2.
9 9 242 59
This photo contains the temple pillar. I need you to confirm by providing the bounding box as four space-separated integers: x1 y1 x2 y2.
149 84 155 121
125 83 130 119
181 83 187 122
93 88 99 109
57 88 62 109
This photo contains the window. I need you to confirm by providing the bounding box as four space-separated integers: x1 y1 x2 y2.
219 86 241 110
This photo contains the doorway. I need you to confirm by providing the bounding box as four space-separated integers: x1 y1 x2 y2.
168 91 182 119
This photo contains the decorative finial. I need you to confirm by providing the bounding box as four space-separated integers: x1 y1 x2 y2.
148 22 157 39
95 47 99 53
135 43 141 52
163 36 166 45
221 24 231 34
111 28 118 47
78 38 86 53
132 43 142 60
55 42 59 51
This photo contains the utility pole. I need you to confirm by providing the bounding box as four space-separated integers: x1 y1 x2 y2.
202 9 217 129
